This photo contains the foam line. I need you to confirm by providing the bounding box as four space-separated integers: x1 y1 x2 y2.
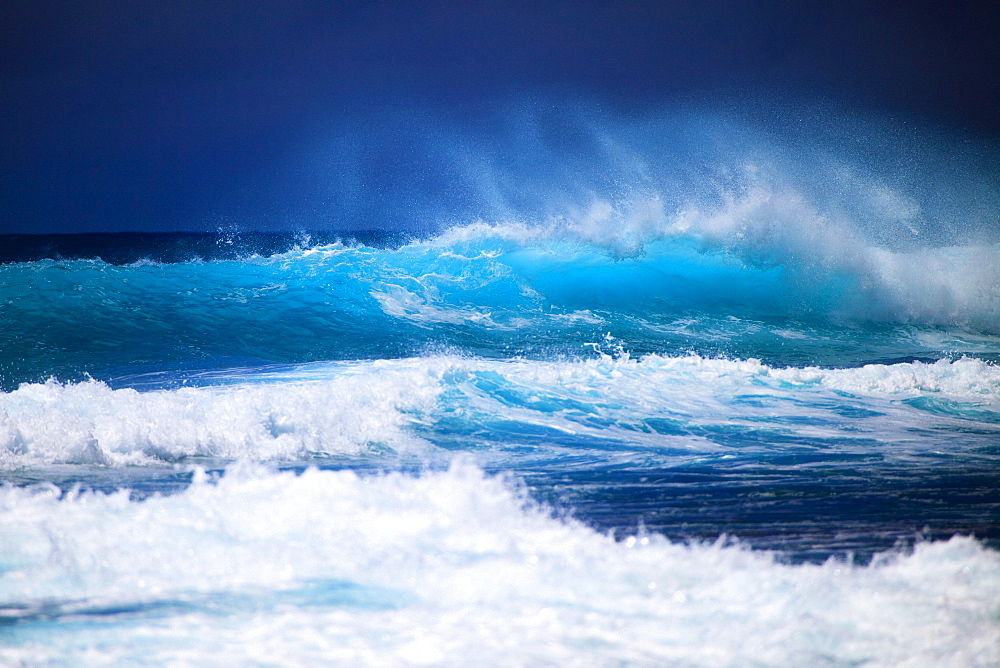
0 463 996 664
1 355 997 469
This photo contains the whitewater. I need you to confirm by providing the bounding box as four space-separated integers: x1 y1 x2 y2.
2 103 1000 664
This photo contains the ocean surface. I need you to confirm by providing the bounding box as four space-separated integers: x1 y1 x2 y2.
3 107 1000 664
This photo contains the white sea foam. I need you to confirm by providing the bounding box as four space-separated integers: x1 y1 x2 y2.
770 355 1000 397
0 462 996 664
0 360 443 469
0 355 997 470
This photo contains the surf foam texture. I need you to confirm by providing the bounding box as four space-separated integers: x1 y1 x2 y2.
0 462 997 664
1 355 998 470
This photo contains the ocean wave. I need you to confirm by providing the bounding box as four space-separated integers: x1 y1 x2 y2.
1 355 997 470
4 219 1000 391
0 462 996 664
406 192 1000 333
0 360 442 469
3 104 1000 392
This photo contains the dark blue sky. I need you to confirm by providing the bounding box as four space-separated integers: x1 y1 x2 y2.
2 0 998 233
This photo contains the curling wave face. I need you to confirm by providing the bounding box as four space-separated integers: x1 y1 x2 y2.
4 100 1000 387
3 216 1000 389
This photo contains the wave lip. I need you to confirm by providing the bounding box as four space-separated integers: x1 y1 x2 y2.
410 186 1000 334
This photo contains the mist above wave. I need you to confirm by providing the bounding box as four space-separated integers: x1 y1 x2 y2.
292 95 997 241
288 94 1000 330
